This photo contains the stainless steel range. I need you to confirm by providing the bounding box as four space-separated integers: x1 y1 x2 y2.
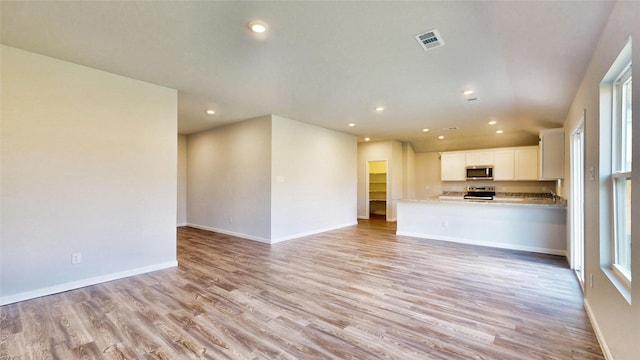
464 186 496 200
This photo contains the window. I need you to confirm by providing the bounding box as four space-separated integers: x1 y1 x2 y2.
611 63 632 282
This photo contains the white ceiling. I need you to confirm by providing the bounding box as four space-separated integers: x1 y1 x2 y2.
1 1 615 152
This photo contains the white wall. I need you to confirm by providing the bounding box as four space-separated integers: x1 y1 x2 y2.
403 143 416 200
270 115 357 242
186 115 356 243
561 2 640 359
415 152 443 199
389 140 404 221
187 116 272 242
177 135 188 226
0 45 178 305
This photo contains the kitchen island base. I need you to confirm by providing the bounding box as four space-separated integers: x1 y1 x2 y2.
397 199 567 256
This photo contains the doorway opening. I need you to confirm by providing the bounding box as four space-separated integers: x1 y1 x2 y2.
570 118 585 287
367 160 388 221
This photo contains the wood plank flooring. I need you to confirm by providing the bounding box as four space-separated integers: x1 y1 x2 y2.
1 219 603 359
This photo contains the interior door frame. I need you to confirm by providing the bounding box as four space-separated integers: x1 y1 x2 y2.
569 115 586 287
365 159 389 221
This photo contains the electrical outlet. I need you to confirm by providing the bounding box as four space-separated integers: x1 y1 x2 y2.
71 252 82 264
228 216 233 223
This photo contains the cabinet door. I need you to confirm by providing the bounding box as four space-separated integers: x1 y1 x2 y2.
540 129 564 179
465 151 495 166
441 153 466 181
515 147 538 180
493 150 515 181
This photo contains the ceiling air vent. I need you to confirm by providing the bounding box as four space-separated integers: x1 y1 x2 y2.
415 29 445 51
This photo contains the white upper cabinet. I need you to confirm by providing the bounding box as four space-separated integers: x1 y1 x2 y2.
493 150 515 180
465 151 495 166
440 152 466 181
514 147 539 180
539 129 564 179
441 146 540 182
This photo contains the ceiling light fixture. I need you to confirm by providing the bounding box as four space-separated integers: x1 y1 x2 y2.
375 106 385 112
496 130 504 134
249 21 268 33
488 120 497 125
438 135 445 140
205 109 216 115
462 89 478 102
422 128 430 132
364 137 370 141
348 123 356 127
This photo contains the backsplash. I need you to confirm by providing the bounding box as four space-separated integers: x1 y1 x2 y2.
440 190 554 198
440 181 557 194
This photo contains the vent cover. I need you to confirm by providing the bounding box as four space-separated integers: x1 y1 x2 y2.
415 29 445 51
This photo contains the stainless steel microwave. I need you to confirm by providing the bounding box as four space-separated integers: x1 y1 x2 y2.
466 165 493 180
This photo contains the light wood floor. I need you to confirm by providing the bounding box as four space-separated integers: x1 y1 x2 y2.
1 219 603 359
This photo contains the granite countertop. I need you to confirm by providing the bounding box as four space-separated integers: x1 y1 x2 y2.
401 192 567 208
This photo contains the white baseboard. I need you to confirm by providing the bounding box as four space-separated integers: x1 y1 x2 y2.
186 223 271 243
396 231 567 256
357 215 369 219
271 222 358 244
0 261 178 306
177 222 188 227
188 222 358 244
584 299 613 360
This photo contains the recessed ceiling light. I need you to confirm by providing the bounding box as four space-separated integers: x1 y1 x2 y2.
348 123 356 127
496 130 504 134
438 135 445 140
463 90 478 102
205 109 216 115
249 21 267 33
488 120 497 125
364 137 370 141
422 128 430 132
375 106 385 112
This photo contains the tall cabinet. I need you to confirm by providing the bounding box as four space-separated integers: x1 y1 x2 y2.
539 129 565 179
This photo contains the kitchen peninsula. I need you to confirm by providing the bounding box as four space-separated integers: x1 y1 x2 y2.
396 196 567 255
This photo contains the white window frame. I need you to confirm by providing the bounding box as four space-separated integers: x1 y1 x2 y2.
610 62 632 285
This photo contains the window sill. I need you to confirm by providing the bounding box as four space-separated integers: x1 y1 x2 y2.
602 267 632 304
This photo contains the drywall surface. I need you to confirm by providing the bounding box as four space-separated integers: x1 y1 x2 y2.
561 2 640 359
403 143 416 200
186 116 272 242
0 45 178 304
389 140 404 221
177 135 188 226
270 115 357 242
